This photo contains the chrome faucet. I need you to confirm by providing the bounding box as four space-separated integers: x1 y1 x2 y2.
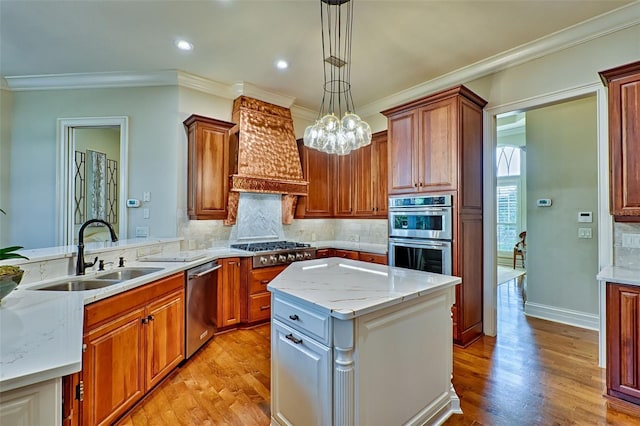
76 219 118 275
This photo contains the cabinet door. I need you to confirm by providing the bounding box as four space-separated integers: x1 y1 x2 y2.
145 289 185 390
388 110 419 194
354 143 375 216
82 307 145 426
297 144 334 217
607 283 640 404
334 154 353 216
271 320 332 426
185 116 234 220
419 98 457 192
218 258 241 327
607 68 640 217
372 132 388 216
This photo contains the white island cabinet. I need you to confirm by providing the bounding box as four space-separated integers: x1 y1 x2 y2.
268 258 462 426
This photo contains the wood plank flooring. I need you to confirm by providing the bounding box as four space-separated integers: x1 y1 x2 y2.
117 277 639 425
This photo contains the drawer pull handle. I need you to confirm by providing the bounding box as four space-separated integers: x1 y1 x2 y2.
286 333 303 344
260 305 270 311
260 280 270 284
289 314 299 321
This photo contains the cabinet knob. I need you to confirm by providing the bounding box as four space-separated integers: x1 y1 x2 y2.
419 182 423 187
289 314 300 321
285 333 303 344
414 183 418 187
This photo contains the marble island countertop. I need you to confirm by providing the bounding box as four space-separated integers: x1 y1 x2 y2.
597 266 640 286
267 257 461 320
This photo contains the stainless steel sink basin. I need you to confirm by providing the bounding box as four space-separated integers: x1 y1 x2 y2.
35 279 122 291
96 267 164 281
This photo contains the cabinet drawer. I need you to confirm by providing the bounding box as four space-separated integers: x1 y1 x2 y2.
249 265 285 295
273 295 331 346
249 292 272 322
358 251 387 265
334 249 359 259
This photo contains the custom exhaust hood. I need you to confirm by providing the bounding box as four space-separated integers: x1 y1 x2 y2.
224 96 308 226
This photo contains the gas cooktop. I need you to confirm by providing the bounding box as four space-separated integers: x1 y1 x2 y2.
230 241 311 252
230 241 316 268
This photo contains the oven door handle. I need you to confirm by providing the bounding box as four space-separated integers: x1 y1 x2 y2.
188 264 221 280
389 206 450 213
389 238 451 249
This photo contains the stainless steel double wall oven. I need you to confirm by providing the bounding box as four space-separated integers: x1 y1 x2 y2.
388 194 453 275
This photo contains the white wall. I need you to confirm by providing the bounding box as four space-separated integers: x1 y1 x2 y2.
525 96 599 316
0 87 12 246
8 86 179 248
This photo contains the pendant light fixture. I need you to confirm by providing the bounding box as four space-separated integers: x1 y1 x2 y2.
303 0 371 156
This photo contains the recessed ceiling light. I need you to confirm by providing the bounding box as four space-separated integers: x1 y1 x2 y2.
276 60 288 70
175 39 194 51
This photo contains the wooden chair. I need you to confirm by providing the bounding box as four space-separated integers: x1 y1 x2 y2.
513 231 526 269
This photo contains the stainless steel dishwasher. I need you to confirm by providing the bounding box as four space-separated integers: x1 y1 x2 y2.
185 261 221 358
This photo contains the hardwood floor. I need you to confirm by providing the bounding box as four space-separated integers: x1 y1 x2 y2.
118 278 639 425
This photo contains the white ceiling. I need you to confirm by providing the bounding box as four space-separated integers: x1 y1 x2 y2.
0 0 635 112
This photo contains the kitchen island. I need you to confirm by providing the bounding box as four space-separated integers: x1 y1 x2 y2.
267 257 462 426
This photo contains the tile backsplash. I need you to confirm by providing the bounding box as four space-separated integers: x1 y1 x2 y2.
178 193 389 248
614 222 640 269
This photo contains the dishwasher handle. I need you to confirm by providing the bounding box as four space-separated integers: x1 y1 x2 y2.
188 264 221 280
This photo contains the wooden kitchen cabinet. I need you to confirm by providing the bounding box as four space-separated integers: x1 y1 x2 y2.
247 265 286 324
296 142 333 217
80 273 185 426
606 282 640 406
296 132 388 219
383 85 486 346
317 248 387 265
354 131 388 216
184 114 236 220
382 86 485 196
218 257 241 328
600 61 640 220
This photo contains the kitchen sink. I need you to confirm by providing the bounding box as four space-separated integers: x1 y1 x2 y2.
35 279 122 291
95 267 164 281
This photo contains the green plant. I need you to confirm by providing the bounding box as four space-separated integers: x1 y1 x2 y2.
0 208 29 276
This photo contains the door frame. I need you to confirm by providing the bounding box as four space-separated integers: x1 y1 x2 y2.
482 82 612 366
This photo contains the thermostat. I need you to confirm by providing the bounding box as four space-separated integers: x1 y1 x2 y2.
537 198 552 207
578 211 593 223
126 199 141 208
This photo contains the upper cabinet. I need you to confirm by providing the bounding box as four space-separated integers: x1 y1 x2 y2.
382 86 486 197
600 61 640 220
184 114 235 220
296 130 388 218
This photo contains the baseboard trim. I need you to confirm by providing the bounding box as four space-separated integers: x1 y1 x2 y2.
524 302 599 330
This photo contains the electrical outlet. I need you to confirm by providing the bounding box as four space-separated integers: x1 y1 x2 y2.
143 208 150 219
622 233 640 248
135 226 149 237
143 191 151 202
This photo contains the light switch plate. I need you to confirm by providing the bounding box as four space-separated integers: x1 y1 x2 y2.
578 228 592 239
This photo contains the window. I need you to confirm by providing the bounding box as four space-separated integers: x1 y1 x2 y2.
497 146 523 255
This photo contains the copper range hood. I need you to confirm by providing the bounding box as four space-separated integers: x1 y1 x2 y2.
225 96 308 225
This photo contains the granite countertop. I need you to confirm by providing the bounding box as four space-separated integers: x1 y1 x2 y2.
597 266 640 286
267 257 460 320
0 247 249 392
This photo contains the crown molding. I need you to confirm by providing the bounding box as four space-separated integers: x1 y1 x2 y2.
177 70 232 98
4 70 178 91
357 1 640 118
231 82 296 108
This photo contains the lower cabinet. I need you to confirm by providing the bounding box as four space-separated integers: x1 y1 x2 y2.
218 257 241 328
271 319 332 426
316 248 387 265
607 282 640 406
70 273 185 426
248 265 285 324
0 378 62 426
